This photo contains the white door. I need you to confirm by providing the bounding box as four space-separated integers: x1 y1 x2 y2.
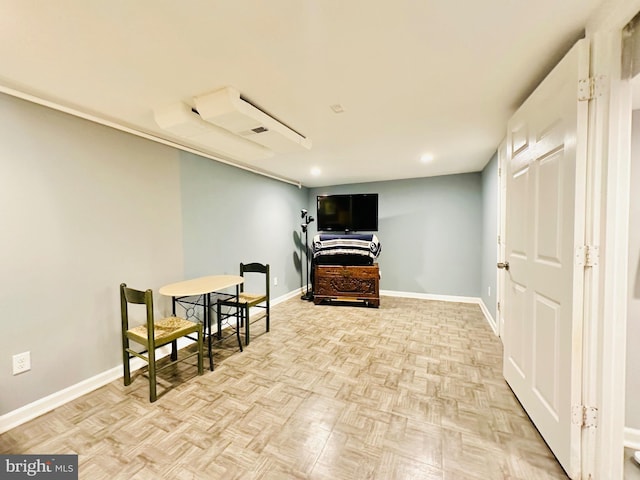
503 39 589 479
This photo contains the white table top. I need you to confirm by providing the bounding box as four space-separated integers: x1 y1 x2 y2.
159 275 244 297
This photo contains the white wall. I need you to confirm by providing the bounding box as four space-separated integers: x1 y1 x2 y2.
0 93 184 414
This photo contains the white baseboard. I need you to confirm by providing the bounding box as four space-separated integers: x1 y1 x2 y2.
625 427 640 450
0 287 490 434
381 289 480 304
381 290 498 336
477 298 498 336
272 287 305 305
0 340 182 434
0 288 303 434
0 366 121 434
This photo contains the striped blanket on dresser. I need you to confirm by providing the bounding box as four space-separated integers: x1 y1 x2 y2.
312 233 381 264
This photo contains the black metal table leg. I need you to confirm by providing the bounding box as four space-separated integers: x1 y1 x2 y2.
236 285 245 350
170 296 178 361
205 293 214 371
217 295 223 341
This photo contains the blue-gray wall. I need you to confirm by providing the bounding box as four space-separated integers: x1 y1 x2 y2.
308 173 483 297
0 93 185 414
0 89 499 418
179 152 307 295
480 152 498 320
0 93 306 416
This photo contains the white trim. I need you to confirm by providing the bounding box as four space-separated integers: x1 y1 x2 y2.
1 288 493 434
586 0 640 34
0 366 122 434
0 84 301 188
381 289 480 304
231 287 303 321
585 26 631 480
478 298 498 336
380 290 497 335
625 427 640 450
497 139 507 339
0 288 303 434
0 341 180 434
272 287 305 306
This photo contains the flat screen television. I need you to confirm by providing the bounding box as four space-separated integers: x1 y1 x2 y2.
316 193 378 232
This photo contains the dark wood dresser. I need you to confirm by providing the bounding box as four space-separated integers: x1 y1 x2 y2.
313 264 380 307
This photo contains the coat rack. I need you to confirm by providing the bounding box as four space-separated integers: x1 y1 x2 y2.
300 209 314 301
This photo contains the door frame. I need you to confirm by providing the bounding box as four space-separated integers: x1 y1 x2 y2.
583 31 630 477
497 139 507 339
492 2 640 476
582 1 640 477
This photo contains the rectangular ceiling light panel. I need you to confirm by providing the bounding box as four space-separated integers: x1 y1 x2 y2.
153 102 272 161
194 87 312 153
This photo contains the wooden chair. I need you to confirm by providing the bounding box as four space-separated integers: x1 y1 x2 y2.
120 283 203 402
217 263 270 346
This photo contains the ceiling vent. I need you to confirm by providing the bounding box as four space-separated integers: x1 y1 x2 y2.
153 102 273 161
194 87 312 153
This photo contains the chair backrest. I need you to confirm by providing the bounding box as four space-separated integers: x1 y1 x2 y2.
120 283 155 340
239 263 269 296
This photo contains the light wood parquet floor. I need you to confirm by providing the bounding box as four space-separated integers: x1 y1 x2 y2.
0 296 571 479
625 448 640 480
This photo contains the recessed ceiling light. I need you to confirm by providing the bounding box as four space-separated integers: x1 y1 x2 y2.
421 153 434 163
311 167 321 176
330 104 345 114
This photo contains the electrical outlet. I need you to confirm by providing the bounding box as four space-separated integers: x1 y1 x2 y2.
12 351 31 375
274 277 278 286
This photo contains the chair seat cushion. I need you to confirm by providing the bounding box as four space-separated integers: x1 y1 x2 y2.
238 292 267 306
127 316 198 345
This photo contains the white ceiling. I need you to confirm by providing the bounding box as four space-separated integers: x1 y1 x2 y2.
0 0 608 187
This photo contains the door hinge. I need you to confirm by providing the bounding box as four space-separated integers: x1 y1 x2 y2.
497 234 501 245
572 405 598 428
586 245 599 267
497 301 501 311
578 76 606 101
576 245 599 267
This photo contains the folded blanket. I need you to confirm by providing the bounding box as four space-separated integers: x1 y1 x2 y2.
312 233 382 261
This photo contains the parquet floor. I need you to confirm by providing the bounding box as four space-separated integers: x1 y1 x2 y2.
625 448 640 480
0 296 570 479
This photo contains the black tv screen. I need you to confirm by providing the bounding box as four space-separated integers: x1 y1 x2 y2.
316 193 378 232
